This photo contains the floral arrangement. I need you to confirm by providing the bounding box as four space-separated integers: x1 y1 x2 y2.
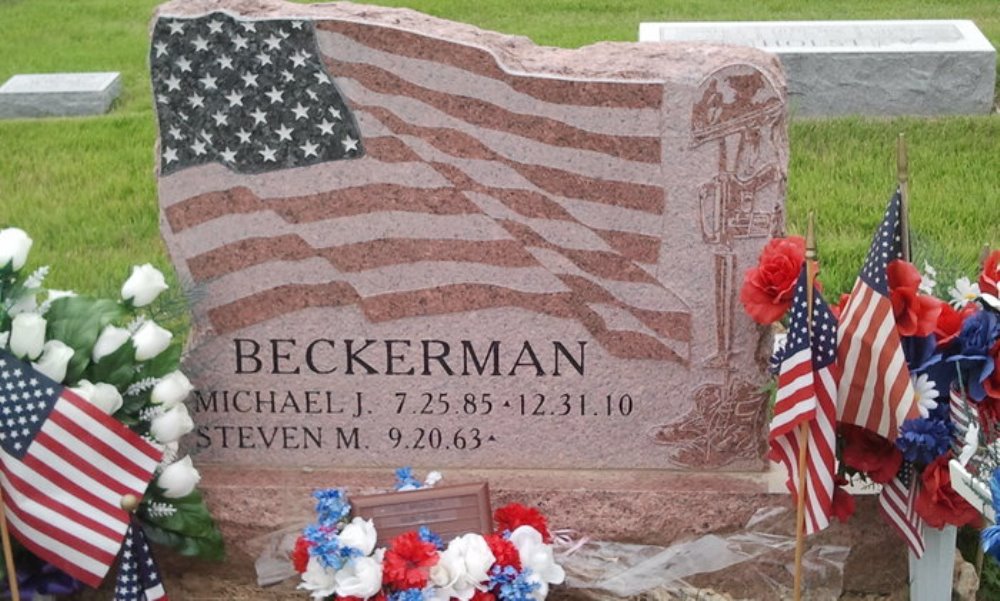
293 470 564 601
741 235 1000 530
0 227 222 593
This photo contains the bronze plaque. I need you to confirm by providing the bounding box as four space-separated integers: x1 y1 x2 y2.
351 482 492 547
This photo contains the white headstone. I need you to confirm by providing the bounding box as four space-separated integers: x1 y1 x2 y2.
639 20 996 117
0 72 122 118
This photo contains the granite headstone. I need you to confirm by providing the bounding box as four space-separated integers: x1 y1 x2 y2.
151 0 799 574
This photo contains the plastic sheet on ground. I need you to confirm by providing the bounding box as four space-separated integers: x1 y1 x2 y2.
557 507 849 600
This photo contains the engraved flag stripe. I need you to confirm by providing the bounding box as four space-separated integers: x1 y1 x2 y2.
155 12 691 363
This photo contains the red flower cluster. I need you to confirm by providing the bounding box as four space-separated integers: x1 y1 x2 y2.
915 455 982 529
739 236 807 325
382 531 439 589
839 424 902 484
887 260 941 337
494 503 552 543
484 533 521 571
980 250 1000 296
291 535 312 574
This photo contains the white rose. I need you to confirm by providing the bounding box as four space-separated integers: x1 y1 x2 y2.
9 313 46 360
71 380 123 414
31 340 75 382
509 526 564 601
431 533 495 601
338 517 377 556
150 404 194 444
151 371 193 409
299 557 338 600
157 456 201 498
121 264 168 307
0 228 32 271
132 320 173 361
334 555 383 599
92 325 130 363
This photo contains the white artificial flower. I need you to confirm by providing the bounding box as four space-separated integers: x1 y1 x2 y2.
9 312 46 360
912 373 940 419
92 325 131 363
509 526 564 601
334 555 383 599
151 371 193 409
337 517 377 556
31 340 75 383
0 332 8 348
949 276 981 308
299 557 339 600
132 320 173 361
69 380 123 414
918 262 937 295
121 264 168 307
157 456 201 498
430 533 495 601
424 471 443 488
0 228 32 271
150 404 194 443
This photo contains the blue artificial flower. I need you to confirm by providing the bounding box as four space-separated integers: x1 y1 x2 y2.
395 466 422 491
984 469 1000 561
388 588 429 601
896 417 952 465
948 310 1000 401
313 488 351 525
418 526 444 550
902 334 942 374
490 565 539 601
303 523 362 570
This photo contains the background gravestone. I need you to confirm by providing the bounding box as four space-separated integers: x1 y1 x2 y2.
152 0 823 583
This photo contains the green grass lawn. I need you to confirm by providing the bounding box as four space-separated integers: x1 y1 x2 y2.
0 0 997 298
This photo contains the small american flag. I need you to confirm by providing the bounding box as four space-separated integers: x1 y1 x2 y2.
114 523 168 601
0 351 162 587
836 190 919 441
769 266 839 534
879 462 926 557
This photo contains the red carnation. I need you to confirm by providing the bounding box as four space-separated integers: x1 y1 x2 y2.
739 236 807 325
471 590 497 601
830 476 856 523
382 531 439 589
980 250 1000 296
485 533 521 571
290 534 311 574
839 424 902 484
914 455 982 529
494 503 552 543
887 260 942 337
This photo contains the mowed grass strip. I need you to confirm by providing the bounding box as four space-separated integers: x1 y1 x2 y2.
0 0 996 298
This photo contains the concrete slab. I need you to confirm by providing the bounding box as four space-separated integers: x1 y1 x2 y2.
0 72 121 118
639 20 997 117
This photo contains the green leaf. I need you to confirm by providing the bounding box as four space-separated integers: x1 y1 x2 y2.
45 296 126 383
138 489 225 560
142 342 182 379
87 338 136 388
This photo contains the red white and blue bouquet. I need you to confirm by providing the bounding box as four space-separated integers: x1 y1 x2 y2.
293 470 564 601
741 225 1000 538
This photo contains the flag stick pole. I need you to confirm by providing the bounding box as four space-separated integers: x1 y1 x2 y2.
897 133 912 262
792 211 818 601
0 487 21 601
